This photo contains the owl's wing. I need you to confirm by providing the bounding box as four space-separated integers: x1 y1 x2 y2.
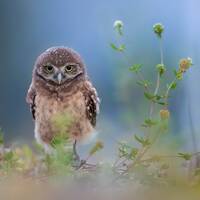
83 81 100 127
26 83 36 120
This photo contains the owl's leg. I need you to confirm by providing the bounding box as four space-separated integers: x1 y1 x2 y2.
73 140 80 160
72 140 82 168
72 140 88 169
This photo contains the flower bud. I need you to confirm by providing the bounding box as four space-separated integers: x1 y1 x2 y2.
113 20 123 35
114 20 123 29
89 141 104 156
156 64 166 76
160 109 170 120
153 23 164 38
179 57 193 72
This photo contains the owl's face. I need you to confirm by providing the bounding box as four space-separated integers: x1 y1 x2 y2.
37 62 83 85
34 47 86 85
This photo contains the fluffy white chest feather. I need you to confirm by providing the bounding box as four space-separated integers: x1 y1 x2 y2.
34 90 94 150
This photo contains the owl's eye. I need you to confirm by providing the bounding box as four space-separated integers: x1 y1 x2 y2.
65 65 76 73
44 65 54 74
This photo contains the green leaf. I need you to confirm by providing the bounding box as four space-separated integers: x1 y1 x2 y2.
174 69 183 80
129 64 142 73
144 92 166 104
178 153 192 161
157 102 168 106
168 81 177 90
155 95 162 100
142 119 157 128
118 141 131 158
136 80 151 88
110 43 118 51
134 135 151 147
110 43 125 52
144 92 155 100
118 44 126 52
118 142 138 159
134 135 143 144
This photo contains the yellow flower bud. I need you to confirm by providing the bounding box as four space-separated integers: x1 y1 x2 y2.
179 57 192 72
160 109 170 120
89 141 104 156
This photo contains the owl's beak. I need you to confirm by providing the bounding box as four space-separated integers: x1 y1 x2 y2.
57 73 62 84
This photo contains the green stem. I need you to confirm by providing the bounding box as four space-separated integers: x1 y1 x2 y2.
149 38 163 118
165 78 177 108
160 39 164 65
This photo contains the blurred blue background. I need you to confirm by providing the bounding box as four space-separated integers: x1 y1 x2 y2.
0 0 199 152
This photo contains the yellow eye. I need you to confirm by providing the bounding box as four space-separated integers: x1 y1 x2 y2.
65 65 73 72
65 65 74 72
44 65 54 73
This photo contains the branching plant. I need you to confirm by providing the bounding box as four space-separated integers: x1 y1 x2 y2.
111 20 198 185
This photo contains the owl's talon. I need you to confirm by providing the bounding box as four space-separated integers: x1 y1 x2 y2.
73 160 87 170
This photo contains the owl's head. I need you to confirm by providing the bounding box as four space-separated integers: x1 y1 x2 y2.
34 47 86 86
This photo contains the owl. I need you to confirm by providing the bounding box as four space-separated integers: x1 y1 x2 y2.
26 47 100 155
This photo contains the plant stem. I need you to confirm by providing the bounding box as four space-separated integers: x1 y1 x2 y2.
164 77 177 108
160 39 164 65
149 38 163 118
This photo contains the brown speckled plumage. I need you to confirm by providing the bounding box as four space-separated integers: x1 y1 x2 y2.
26 47 100 150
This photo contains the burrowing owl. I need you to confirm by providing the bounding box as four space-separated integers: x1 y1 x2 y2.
26 47 100 153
